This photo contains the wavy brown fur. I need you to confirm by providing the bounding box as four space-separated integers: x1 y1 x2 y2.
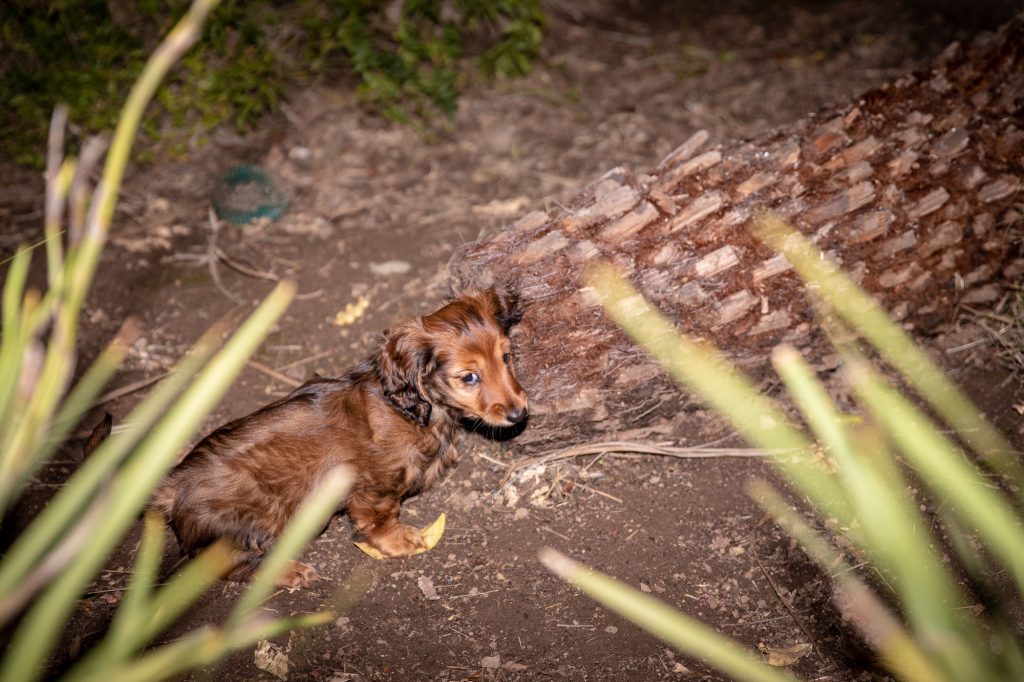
150 289 528 587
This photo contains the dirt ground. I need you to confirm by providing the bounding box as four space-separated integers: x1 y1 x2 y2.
3 1 1024 680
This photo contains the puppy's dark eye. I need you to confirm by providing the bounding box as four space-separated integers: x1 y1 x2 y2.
461 373 480 385
502 352 511 364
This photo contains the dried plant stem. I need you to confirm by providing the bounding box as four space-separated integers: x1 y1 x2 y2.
500 440 783 486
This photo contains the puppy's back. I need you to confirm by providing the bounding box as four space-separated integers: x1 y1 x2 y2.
151 377 356 554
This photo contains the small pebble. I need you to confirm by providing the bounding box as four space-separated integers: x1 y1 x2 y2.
289 146 312 162
369 260 412 276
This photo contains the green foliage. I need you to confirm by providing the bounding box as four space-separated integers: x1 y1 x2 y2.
0 3 352 679
0 0 545 165
543 215 1024 681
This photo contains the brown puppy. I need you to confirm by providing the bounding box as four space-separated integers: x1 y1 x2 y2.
150 289 527 587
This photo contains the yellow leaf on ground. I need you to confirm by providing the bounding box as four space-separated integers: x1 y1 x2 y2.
354 513 446 560
332 296 369 326
760 641 812 667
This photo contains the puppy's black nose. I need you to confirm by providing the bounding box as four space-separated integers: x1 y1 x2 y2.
506 407 528 424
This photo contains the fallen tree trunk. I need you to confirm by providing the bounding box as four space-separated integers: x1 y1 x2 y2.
450 15 1024 450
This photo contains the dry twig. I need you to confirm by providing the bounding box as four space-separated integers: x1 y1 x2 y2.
247 360 302 388
499 440 784 487
750 515 825 664
962 286 1024 377
90 371 171 409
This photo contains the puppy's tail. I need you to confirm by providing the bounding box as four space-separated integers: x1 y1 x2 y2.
82 412 112 458
82 414 177 524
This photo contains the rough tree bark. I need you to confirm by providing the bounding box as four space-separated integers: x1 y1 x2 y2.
450 16 1024 450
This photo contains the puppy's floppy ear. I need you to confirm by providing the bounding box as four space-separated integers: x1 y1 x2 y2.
376 321 435 427
486 286 523 332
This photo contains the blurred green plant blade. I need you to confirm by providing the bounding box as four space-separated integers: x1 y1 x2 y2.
69 536 234 679
44 321 136 451
750 481 950 682
43 103 72 287
114 512 166 626
0 281 293 682
75 628 221 682
540 548 796 682
75 611 333 682
230 466 351 624
939 511 1024 680
83 512 169 667
754 243 999 678
0 324 220 604
1 293 77 505
770 345 855 466
848 360 1024 595
0 247 32 442
586 264 852 525
835 580 955 682
135 542 233 645
754 213 1021 486
1 0 222 595
11 320 141 501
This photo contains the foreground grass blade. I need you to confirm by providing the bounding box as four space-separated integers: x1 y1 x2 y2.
136 543 234 643
586 264 852 525
0 248 32 438
46 318 140 450
14 321 141 495
230 466 352 624
776 353 977 676
770 346 854 469
0 324 220 603
75 513 169 670
754 213 1021 484
0 282 293 682
848 360 1024 596
540 548 796 682
750 482 950 682
74 611 334 682
69 540 235 680
0 0 223 603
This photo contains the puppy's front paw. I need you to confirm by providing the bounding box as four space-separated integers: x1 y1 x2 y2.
276 560 322 588
366 523 428 557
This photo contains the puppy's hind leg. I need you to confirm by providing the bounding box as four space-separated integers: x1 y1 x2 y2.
222 539 321 588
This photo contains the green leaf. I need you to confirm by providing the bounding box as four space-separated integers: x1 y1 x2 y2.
540 548 796 682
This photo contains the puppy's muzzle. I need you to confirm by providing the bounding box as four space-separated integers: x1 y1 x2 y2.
505 407 528 425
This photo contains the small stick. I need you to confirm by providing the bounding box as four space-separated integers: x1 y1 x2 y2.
276 349 335 372
90 371 171 409
295 288 324 301
750 515 824 664
539 525 571 542
571 479 622 504
581 451 606 473
472 451 510 469
247 360 302 388
207 208 243 305
214 246 279 282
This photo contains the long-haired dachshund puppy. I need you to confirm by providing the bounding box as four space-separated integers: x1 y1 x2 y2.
150 288 527 587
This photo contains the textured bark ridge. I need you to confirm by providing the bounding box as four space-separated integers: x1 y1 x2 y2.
450 16 1024 450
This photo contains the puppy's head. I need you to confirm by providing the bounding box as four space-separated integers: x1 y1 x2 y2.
376 288 528 429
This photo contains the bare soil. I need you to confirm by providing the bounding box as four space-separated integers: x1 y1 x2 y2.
2 1 1023 680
